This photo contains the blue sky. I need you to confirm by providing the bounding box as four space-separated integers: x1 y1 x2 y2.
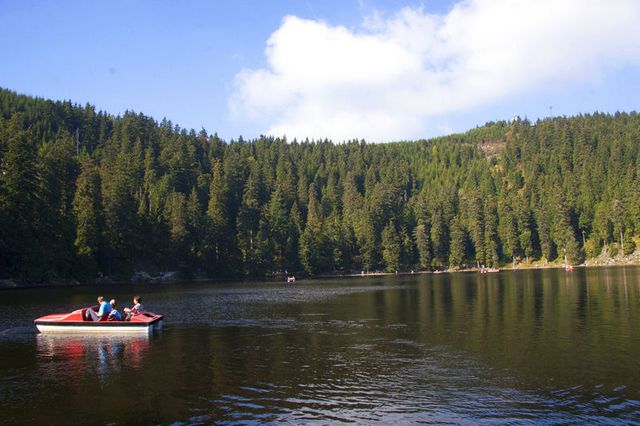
1 0 639 142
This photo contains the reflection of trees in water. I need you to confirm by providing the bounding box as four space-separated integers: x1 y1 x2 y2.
21 271 640 423
403 269 640 393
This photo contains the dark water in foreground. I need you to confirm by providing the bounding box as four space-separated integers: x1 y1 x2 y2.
1 267 640 424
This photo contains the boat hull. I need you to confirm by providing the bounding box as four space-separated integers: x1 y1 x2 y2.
35 321 162 334
35 308 163 334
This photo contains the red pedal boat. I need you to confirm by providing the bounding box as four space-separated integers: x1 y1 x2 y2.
34 307 163 334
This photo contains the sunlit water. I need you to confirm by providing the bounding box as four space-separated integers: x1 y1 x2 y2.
1 267 640 424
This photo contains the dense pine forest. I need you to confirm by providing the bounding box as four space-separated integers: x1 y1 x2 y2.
1 87 639 283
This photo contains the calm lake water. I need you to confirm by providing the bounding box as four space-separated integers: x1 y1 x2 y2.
1 267 640 424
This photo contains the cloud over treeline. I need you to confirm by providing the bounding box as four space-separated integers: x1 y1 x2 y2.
230 0 640 142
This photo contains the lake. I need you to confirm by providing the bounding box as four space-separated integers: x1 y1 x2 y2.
1 267 640 424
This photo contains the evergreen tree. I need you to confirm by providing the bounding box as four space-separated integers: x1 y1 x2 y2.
186 187 204 270
0 116 41 279
286 202 303 272
381 221 401 272
205 159 230 274
414 222 432 270
399 225 414 269
100 127 145 273
299 183 329 274
72 156 102 277
236 161 263 276
165 190 188 269
38 131 78 277
448 215 466 268
498 195 519 263
266 188 290 271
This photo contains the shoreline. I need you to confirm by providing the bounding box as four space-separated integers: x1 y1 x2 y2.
3 256 640 290
317 260 639 280
314 251 640 280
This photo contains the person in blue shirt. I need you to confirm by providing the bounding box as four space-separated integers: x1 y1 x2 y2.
107 299 123 321
85 296 112 321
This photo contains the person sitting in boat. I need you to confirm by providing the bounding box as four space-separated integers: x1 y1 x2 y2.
85 296 112 321
124 295 144 320
108 299 123 321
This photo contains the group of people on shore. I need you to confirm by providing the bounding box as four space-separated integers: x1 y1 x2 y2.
85 295 144 322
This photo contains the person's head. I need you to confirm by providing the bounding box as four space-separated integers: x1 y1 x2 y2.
97 296 104 303
110 299 117 307
133 295 142 304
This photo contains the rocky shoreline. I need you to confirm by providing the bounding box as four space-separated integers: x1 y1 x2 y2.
3 251 640 289
0 270 184 290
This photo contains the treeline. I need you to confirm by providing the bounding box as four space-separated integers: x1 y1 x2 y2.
1 87 639 282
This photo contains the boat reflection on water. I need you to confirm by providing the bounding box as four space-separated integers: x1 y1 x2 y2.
36 333 157 380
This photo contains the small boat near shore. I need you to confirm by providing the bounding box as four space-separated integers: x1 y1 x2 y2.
34 307 163 334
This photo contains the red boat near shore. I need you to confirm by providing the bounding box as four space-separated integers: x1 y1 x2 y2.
34 307 163 334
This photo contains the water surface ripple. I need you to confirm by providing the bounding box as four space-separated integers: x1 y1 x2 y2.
1 268 640 424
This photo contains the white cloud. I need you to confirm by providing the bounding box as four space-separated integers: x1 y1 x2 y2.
230 0 640 142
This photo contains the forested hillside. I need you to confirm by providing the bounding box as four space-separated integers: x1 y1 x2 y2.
1 88 639 282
